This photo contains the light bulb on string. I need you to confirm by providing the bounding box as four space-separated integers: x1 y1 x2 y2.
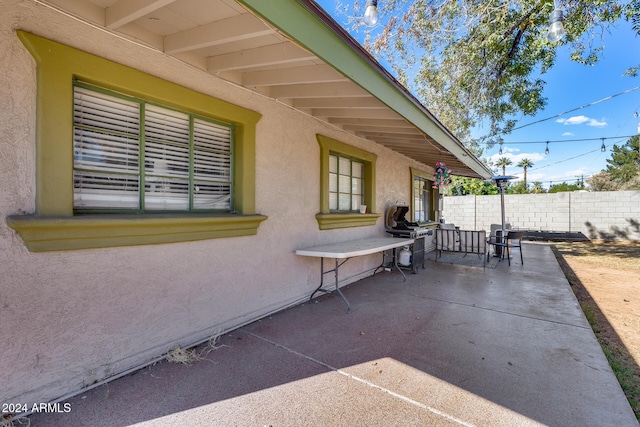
545 142 550 155
547 1 566 42
601 139 606 152
499 143 503 155
363 0 378 26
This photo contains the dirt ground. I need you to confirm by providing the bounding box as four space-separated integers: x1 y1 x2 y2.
552 241 640 416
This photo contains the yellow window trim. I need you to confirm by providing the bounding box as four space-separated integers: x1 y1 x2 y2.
8 31 266 251
7 214 267 252
316 135 380 230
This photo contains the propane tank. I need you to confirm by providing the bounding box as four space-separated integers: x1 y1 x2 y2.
398 246 412 266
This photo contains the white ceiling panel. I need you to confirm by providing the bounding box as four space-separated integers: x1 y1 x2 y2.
37 0 490 178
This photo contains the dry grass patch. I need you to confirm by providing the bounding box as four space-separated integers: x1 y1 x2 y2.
165 332 225 366
1 414 30 427
165 346 203 365
552 241 640 420
554 241 640 270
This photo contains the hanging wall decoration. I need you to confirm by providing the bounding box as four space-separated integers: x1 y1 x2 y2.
432 161 451 189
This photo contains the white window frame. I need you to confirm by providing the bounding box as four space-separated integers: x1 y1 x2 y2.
411 168 435 223
329 153 365 213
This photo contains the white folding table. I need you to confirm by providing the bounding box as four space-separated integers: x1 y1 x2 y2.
296 237 414 313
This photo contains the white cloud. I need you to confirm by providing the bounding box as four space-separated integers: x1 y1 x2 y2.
587 118 607 127
511 153 545 163
557 115 589 125
556 115 607 127
562 132 574 136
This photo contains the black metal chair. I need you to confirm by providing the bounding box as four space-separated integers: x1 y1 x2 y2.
486 224 511 258
491 230 524 265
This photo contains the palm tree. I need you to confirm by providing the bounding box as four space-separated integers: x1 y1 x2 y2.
496 157 512 176
531 181 545 194
517 158 534 189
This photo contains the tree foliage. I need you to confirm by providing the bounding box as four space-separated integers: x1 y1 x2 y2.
530 181 546 193
505 181 529 194
343 0 637 146
548 181 584 193
516 158 534 187
631 0 640 34
496 157 513 175
444 176 499 196
605 135 639 183
621 174 640 190
587 171 620 191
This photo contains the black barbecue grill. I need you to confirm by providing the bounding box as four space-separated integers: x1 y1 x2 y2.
385 205 431 238
385 204 431 272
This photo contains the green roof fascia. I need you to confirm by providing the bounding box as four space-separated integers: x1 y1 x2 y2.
236 0 492 179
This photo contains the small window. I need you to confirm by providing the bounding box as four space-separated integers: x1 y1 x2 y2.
73 84 233 213
329 153 365 212
411 168 434 223
315 135 379 230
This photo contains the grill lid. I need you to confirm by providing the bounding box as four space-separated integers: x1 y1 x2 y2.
386 205 416 229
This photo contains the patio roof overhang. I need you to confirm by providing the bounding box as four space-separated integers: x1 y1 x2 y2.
39 0 492 179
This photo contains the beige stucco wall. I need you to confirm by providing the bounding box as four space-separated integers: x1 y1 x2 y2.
0 1 434 405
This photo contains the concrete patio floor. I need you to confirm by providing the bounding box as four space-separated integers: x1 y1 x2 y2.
28 243 638 426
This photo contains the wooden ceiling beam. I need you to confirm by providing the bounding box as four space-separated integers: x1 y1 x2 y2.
164 13 274 54
268 82 369 98
242 64 346 86
106 0 177 29
207 42 315 72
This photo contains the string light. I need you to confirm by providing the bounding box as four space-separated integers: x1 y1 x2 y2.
601 138 606 152
529 147 602 170
498 142 503 155
547 0 567 42
494 134 636 145
478 86 640 139
363 0 378 26
545 142 550 155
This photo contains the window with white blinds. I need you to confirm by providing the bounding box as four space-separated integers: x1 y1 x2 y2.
73 84 233 212
328 153 365 212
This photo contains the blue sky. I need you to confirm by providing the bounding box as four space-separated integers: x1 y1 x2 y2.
315 1 640 188
491 19 640 188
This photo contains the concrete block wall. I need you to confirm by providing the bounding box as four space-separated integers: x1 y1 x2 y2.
442 190 640 242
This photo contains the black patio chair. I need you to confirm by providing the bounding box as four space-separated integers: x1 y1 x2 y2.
486 224 511 258
492 230 524 266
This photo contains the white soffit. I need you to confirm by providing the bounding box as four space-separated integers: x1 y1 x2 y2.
39 0 491 178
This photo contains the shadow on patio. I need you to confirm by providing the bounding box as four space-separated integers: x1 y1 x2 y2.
27 243 637 426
